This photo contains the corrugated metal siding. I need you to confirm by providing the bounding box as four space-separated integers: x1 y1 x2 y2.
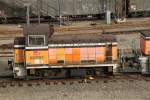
1 0 116 16
59 0 115 15
2 0 150 17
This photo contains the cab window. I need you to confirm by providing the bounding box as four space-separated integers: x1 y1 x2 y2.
28 35 45 46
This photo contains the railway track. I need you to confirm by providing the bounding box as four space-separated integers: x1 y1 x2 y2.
55 20 150 34
0 74 149 88
0 18 150 38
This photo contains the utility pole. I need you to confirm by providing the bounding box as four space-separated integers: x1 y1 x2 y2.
106 0 111 24
24 3 30 26
58 0 62 26
37 0 42 24
0 10 7 23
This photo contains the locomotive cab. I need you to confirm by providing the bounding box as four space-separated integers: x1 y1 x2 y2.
24 27 49 68
13 24 53 78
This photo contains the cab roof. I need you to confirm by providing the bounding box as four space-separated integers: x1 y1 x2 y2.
48 33 117 44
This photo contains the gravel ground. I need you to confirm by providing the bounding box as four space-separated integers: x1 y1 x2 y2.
0 80 150 100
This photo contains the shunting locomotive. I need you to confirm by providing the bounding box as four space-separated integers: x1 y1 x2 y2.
13 24 118 79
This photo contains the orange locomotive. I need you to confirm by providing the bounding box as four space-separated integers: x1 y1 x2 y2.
13 24 118 78
139 31 150 74
140 31 150 55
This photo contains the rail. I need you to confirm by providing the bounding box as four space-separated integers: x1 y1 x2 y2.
0 74 149 88
55 20 150 34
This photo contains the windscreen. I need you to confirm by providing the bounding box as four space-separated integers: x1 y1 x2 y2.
28 35 45 46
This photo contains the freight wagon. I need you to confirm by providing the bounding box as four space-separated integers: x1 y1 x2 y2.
55 0 115 16
1 0 150 23
128 0 150 17
13 24 118 78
